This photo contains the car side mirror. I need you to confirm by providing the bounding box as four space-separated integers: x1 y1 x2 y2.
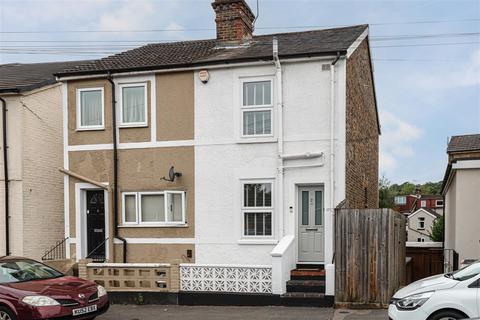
467 278 480 288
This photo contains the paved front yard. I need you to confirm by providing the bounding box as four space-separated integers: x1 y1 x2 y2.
97 305 388 320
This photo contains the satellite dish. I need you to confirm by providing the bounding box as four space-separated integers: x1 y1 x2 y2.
169 166 176 181
162 166 182 182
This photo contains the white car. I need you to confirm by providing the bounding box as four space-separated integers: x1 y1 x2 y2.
389 261 480 320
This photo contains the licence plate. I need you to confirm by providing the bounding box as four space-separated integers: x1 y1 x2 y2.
72 304 97 316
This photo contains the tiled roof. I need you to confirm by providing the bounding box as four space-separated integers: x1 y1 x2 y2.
57 25 368 76
0 61 91 93
447 134 480 153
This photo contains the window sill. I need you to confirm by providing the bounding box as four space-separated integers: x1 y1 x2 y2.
76 127 105 132
237 137 278 144
119 224 189 228
238 239 278 245
119 123 149 129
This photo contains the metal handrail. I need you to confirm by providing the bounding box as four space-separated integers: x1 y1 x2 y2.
42 237 69 261
86 237 109 261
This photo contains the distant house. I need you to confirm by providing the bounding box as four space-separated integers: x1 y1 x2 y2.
406 208 441 242
394 193 444 215
442 134 480 270
0 61 87 260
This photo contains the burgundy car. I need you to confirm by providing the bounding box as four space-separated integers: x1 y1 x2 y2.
0 256 109 320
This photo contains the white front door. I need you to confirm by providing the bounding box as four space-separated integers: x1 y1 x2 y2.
298 186 324 262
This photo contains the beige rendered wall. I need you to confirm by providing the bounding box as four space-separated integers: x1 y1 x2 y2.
21 85 65 260
445 175 457 252
454 169 480 262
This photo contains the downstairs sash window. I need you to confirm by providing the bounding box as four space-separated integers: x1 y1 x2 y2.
242 182 273 237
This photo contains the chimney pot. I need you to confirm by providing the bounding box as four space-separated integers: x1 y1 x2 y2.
212 0 255 45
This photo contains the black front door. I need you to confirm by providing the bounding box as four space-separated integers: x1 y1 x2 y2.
86 190 105 260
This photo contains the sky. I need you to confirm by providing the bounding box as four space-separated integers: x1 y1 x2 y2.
0 0 479 184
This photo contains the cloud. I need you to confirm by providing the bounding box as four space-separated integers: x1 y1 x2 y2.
409 48 480 91
380 110 422 172
99 0 155 31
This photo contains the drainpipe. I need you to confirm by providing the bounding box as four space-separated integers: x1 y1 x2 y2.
273 38 284 237
330 52 340 214
107 75 127 263
0 97 9 256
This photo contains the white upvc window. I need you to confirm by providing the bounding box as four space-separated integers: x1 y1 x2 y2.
394 196 406 205
119 82 148 127
241 181 274 237
241 79 273 137
418 217 425 230
436 200 444 207
420 200 427 208
121 191 186 226
76 87 104 130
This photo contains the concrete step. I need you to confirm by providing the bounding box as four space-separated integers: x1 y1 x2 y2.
286 280 325 293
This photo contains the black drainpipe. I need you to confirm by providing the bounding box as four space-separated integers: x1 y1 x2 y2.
107 75 127 263
0 97 9 256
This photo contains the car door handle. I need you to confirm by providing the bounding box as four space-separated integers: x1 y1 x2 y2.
306 228 318 231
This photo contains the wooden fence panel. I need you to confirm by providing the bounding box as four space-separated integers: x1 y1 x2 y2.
335 208 406 308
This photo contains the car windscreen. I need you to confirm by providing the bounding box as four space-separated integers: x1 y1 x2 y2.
0 259 63 283
452 262 480 281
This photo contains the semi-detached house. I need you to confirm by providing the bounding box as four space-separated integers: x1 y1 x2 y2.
56 0 380 302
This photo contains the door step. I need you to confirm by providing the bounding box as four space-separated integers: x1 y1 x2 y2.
286 280 325 293
280 292 333 307
290 268 325 281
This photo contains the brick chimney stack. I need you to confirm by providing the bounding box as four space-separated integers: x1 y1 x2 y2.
212 0 255 45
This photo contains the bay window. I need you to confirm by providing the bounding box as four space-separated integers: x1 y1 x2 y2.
122 191 185 225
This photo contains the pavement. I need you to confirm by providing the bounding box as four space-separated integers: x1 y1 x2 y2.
97 305 388 320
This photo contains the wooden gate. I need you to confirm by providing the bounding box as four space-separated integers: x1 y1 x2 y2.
406 244 444 283
335 208 406 308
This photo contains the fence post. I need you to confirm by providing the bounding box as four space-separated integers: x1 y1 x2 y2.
170 259 181 293
78 259 93 280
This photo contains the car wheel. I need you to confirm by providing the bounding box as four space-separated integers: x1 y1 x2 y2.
0 307 16 320
428 310 466 320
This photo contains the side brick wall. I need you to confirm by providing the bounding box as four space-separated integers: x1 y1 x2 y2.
22 85 65 260
345 39 380 209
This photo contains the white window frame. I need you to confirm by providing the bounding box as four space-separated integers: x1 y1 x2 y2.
121 191 186 226
395 196 406 205
436 199 444 207
240 77 274 139
122 192 139 225
119 82 148 128
418 217 425 230
420 200 427 208
76 87 105 131
240 180 274 239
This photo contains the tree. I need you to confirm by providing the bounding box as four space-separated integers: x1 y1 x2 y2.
428 215 444 242
379 175 394 208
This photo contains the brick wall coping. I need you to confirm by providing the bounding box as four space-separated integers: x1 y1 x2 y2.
87 263 172 268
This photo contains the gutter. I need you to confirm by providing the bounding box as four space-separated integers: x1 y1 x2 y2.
55 52 346 81
0 97 9 256
107 75 127 263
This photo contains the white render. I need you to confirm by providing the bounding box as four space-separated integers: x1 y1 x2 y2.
194 59 347 295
